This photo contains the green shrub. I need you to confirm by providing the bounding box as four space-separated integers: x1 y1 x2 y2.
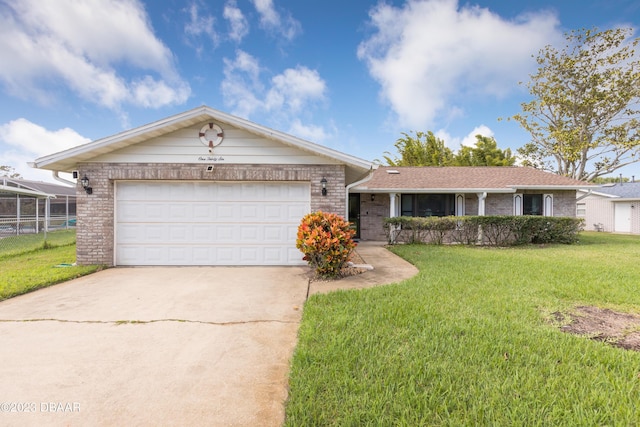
384 216 584 246
296 211 357 278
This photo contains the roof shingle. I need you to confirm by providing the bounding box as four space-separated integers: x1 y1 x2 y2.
353 166 592 192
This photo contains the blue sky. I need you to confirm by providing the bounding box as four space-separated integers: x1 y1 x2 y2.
1 0 638 182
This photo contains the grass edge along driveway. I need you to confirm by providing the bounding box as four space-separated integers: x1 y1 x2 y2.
285 232 640 426
0 231 102 301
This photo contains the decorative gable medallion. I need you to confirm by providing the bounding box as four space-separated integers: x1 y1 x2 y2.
199 123 224 153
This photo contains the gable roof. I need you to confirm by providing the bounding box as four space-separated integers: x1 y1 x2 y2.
30 105 373 181
0 177 74 198
352 166 592 193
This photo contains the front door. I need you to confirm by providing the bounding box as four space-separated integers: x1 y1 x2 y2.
614 203 632 233
348 193 361 239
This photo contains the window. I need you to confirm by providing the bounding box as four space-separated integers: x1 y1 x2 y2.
576 203 586 216
514 193 553 216
401 194 455 217
523 194 543 215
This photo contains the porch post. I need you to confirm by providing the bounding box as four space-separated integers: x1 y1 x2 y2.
476 192 487 216
476 192 487 244
389 193 398 218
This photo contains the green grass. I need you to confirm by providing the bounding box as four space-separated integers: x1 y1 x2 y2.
285 232 640 426
0 231 102 301
0 229 77 258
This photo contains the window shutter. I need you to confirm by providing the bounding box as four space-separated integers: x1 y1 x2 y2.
455 193 465 216
513 194 523 216
543 194 553 216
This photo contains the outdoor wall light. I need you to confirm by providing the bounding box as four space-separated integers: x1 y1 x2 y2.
321 177 327 196
80 175 93 195
371 194 375 202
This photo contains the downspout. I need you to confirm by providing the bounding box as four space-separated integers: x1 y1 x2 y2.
576 189 592 202
344 166 377 219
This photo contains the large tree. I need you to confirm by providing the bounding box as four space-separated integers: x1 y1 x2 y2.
381 131 514 167
455 135 516 166
381 131 454 166
511 28 640 181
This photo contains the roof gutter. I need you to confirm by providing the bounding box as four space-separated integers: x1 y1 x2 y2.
52 171 76 187
355 187 517 194
0 184 53 198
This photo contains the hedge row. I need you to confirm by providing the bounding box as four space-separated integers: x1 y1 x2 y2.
383 216 584 246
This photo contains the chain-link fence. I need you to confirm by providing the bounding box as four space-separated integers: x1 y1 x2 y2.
0 216 76 255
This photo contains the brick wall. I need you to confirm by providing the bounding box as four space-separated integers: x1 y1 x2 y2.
354 190 578 241
75 163 346 266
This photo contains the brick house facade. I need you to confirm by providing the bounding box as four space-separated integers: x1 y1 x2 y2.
32 107 590 266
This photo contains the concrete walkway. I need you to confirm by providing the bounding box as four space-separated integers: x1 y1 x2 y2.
308 241 419 295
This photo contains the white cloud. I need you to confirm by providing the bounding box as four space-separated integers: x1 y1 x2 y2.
251 0 301 40
221 50 264 117
266 67 326 112
0 118 90 156
357 0 562 129
0 118 90 181
288 119 332 143
224 0 249 42
222 50 326 117
0 0 190 110
461 125 494 147
184 1 219 53
221 50 329 142
435 124 494 149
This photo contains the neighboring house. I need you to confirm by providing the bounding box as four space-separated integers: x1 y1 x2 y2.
31 106 592 267
577 181 640 234
0 177 76 233
348 166 591 241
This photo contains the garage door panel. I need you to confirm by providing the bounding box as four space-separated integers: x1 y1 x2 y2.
287 247 304 264
116 181 310 265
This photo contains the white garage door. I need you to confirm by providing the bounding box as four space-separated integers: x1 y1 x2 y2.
115 181 310 266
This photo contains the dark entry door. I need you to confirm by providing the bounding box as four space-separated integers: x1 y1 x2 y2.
348 193 361 239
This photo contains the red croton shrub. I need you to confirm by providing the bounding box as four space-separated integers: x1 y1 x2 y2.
296 211 357 278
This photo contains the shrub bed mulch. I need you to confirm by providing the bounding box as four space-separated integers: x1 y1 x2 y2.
305 249 368 283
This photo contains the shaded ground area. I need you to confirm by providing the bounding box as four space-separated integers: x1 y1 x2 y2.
556 306 640 351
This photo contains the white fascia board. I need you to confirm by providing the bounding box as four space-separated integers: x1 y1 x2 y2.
612 197 640 202
510 185 591 190
32 105 373 172
581 190 619 198
0 185 54 198
32 107 213 170
353 188 516 194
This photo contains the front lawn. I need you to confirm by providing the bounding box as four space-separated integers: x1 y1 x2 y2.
285 232 640 425
0 231 102 301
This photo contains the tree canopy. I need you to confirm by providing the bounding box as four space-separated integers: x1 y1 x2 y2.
0 166 21 178
381 131 515 167
455 135 516 166
510 27 640 181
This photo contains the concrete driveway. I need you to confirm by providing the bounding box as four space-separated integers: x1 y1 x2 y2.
0 267 309 427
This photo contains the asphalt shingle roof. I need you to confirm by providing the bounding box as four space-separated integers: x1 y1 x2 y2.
595 181 640 198
354 166 592 191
